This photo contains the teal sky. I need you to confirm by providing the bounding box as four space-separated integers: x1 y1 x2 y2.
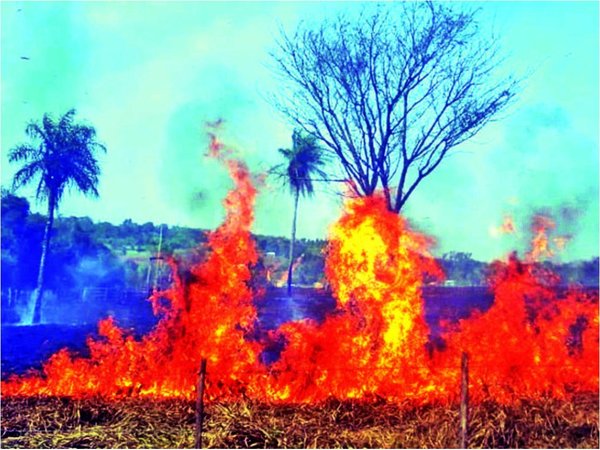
1 1 598 262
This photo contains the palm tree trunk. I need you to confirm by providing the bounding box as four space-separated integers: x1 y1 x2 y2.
287 188 300 296
32 195 55 324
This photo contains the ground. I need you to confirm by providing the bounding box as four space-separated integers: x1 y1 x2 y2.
1 393 598 448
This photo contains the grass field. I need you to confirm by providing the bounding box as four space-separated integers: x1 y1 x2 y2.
1 393 598 448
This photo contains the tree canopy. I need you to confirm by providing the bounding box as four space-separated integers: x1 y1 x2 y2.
271 1 516 212
271 130 328 198
9 109 106 206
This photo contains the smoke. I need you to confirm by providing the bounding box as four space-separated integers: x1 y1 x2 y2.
157 56 271 225
6 254 154 327
406 101 598 262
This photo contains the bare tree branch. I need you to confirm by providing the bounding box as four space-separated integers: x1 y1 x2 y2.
270 1 516 213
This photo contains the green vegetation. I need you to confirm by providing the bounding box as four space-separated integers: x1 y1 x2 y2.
1 191 124 292
2 192 597 296
0 192 326 293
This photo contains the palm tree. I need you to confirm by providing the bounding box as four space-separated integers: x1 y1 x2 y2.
9 109 106 323
272 130 328 296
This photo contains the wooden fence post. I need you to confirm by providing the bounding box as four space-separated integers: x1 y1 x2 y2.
195 358 207 449
460 351 469 449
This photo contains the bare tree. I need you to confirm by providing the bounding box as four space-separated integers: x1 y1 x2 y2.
271 1 516 212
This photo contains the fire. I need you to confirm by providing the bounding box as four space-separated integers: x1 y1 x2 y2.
263 198 597 404
527 215 556 260
2 139 598 405
553 235 571 250
526 214 573 262
489 215 516 237
261 196 447 402
2 128 267 400
441 252 598 402
436 212 598 402
274 254 304 288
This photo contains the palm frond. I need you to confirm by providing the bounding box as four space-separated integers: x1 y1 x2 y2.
278 148 293 159
273 130 329 198
8 109 106 206
68 164 101 197
35 177 48 202
25 122 47 142
8 144 38 162
58 109 77 130
41 113 56 140
12 162 42 192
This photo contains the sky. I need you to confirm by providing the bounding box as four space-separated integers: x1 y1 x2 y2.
1 1 598 262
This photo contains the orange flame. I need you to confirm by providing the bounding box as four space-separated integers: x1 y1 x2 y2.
490 215 516 237
526 214 572 262
527 215 556 261
442 252 598 402
2 129 266 400
553 235 571 251
274 254 304 288
261 196 446 402
2 163 597 405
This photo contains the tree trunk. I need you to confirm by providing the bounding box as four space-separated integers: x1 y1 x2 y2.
287 188 300 296
32 195 55 324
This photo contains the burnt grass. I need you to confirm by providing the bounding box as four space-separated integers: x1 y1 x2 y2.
1 393 598 448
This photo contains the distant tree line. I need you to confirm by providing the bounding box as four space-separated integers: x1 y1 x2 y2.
439 251 598 288
2 191 124 291
3 192 598 293
1 192 328 291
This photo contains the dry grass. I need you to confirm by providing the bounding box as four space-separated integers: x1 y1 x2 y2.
1 393 598 448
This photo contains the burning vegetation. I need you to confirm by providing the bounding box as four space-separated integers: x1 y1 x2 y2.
1 132 598 447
